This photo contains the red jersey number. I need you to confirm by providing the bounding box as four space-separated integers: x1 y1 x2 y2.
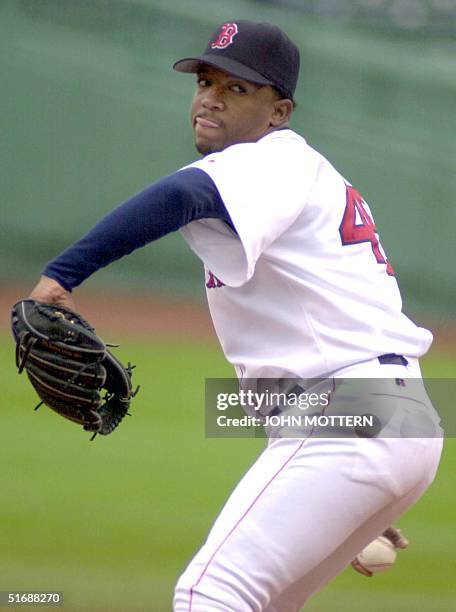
339 185 394 276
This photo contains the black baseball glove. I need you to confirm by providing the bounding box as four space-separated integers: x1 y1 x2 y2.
11 299 139 439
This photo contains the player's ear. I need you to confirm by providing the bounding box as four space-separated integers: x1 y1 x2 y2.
270 98 294 127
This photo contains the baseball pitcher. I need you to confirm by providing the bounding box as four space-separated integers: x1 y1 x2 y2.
17 20 443 611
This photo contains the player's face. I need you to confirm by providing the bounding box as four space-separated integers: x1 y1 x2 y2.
190 66 287 155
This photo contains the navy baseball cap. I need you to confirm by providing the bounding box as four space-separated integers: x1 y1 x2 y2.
173 20 300 101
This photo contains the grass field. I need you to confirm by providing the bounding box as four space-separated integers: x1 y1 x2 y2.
1 332 455 611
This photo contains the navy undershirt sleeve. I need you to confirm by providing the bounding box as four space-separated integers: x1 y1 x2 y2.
43 168 234 291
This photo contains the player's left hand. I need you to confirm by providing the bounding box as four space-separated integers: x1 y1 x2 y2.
29 275 76 310
351 526 409 577
11 299 139 439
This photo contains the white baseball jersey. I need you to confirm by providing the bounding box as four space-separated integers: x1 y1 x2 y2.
180 129 432 379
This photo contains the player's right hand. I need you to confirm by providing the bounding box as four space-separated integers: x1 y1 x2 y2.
382 526 409 549
351 526 409 577
28 275 76 310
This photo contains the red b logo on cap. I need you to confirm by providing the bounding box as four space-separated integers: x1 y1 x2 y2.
211 23 238 49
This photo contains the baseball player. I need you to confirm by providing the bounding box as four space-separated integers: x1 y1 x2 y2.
27 20 443 611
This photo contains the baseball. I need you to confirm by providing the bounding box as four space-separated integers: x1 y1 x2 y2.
356 536 397 574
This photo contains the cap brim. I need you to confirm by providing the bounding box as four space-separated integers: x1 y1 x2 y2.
173 54 273 87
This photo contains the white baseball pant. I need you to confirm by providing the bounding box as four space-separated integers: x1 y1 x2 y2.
173 357 443 611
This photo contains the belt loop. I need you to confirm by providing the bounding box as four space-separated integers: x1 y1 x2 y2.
378 354 408 367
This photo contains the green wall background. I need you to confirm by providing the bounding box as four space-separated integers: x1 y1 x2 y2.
1 0 455 317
